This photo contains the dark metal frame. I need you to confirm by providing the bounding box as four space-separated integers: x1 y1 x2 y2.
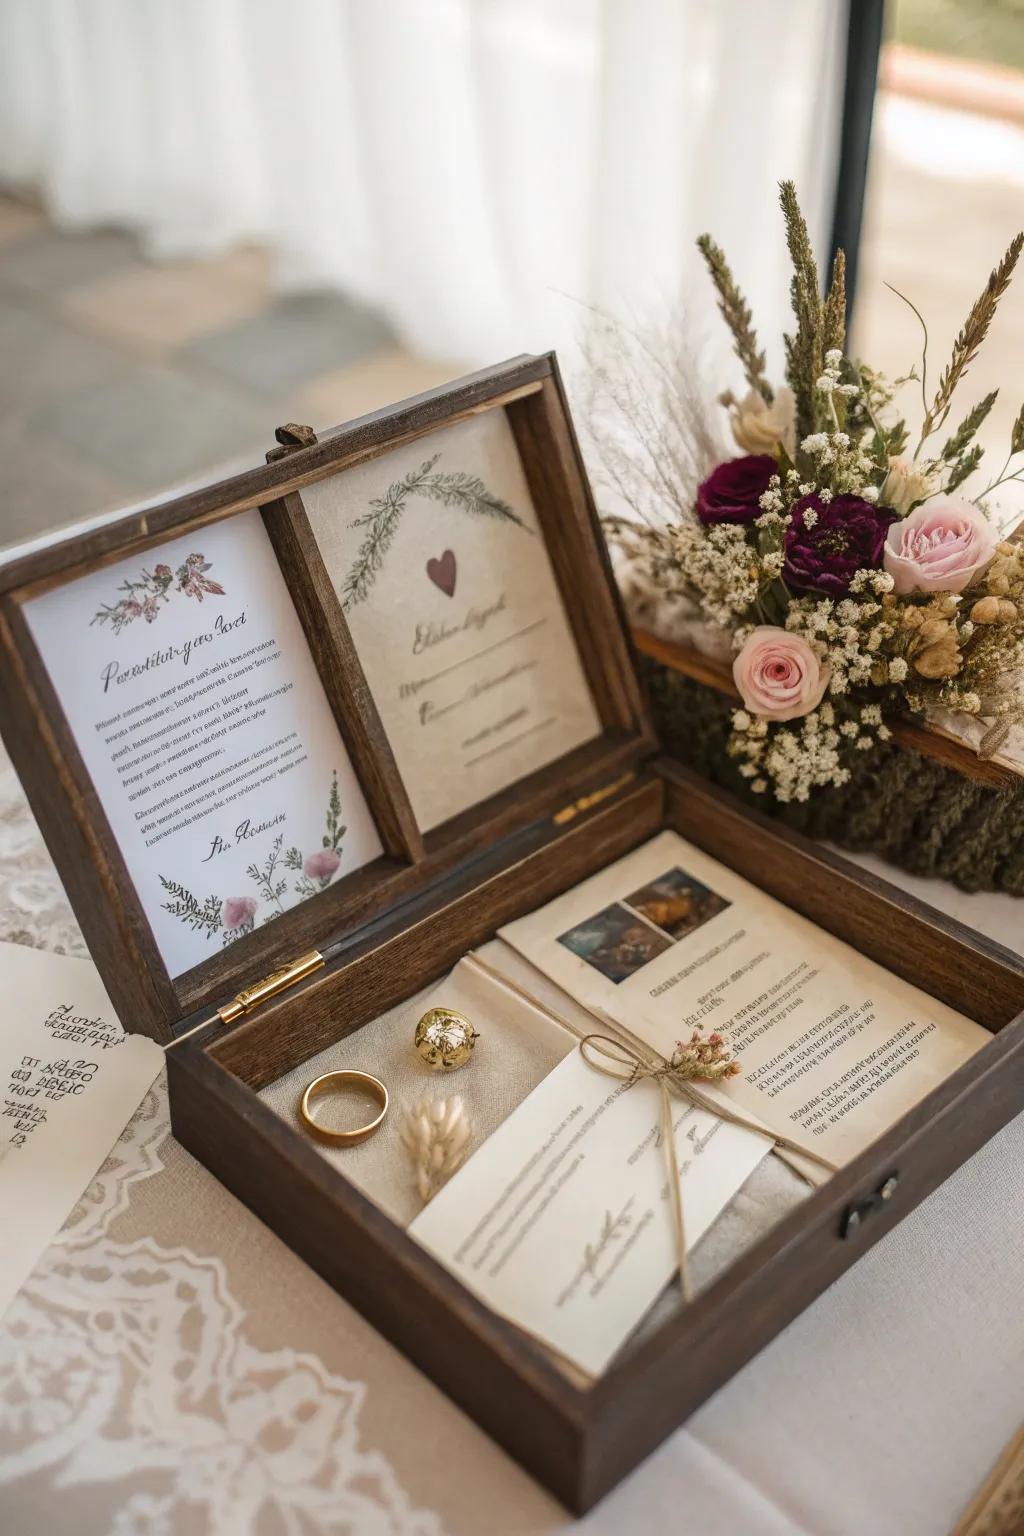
830 0 886 319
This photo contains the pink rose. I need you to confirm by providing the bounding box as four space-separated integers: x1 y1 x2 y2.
303 849 341 881
222 896 257 930
733 626 830 721
883 499 997 594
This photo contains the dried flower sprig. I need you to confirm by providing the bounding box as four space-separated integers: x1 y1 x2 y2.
400 1095 472 1204
668 1029 741 1082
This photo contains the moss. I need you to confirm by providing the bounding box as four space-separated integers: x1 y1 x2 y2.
642 656 1024 896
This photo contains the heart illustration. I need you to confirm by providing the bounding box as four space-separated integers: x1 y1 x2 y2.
426 549 457 597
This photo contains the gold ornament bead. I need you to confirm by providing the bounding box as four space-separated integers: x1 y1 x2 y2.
415 1008 480 1071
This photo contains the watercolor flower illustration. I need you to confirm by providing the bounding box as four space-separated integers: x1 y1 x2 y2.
222 896 258 932
303 849 341 881
159 772 348 947
92 553 225 633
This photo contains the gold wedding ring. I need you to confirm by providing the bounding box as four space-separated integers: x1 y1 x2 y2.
299 1070 389 1146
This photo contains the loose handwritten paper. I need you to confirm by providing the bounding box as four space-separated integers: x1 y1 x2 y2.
501 831 990 1175
300 409 602 832
0 940 162 1316
408 961 770 1375
25 511 383 975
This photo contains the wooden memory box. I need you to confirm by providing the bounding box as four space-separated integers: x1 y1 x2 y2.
1 354 1023 1513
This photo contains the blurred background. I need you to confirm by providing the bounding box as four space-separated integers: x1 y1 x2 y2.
0 0 1021 547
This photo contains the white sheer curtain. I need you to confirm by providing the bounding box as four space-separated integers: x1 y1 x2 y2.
0 0 846 369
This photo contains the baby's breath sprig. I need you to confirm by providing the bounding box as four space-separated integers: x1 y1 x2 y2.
799 428 877 496
672 521 761 627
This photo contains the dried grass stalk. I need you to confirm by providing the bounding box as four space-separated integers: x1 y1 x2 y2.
696 233 772 401
581 307 724 533
400 1095 472 1205
779 178 823 442
921 232 1023 447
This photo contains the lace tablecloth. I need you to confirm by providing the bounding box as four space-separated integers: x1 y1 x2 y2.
1 740 1022 1536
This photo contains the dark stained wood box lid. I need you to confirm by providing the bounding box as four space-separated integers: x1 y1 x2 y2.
0 355 655 1043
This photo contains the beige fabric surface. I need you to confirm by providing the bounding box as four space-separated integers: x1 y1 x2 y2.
259 935 810 1359
259 942 576 1228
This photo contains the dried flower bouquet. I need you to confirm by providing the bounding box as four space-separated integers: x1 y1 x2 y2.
602 182 1024 808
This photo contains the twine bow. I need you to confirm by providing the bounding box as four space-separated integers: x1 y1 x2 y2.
460 950 838 1305
579 1031 837 1302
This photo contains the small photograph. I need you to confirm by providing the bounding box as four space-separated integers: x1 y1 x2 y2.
557 902 672 984
625 867 730 940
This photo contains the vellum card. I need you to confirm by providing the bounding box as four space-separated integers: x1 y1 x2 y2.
409 958 770 1376
300 410 602 832
25 511 383 976
501 832 990 1175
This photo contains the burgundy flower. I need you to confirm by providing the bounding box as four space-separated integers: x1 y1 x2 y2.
784 494 897 595
696 455 777 525
304 849 341 881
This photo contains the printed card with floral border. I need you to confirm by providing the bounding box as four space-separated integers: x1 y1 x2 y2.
24 508 383 976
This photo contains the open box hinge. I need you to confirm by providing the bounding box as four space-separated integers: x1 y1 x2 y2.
552 770 636 826
171 949 325 1048
217 949 325 1024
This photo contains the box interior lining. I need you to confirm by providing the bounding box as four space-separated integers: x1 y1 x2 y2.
251 931 813 1384
192 775 1024 1386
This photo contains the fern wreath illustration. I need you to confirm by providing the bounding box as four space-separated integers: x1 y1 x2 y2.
340 452 533 609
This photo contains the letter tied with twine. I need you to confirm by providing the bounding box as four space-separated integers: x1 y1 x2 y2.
579 1029 837 1302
